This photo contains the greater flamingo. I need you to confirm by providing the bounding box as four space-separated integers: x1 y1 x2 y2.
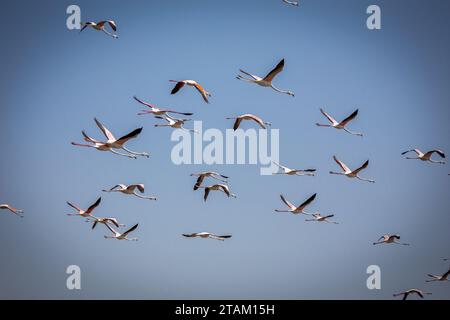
401 149 446 164
169 80 211 103
80 20 118 38
373 234 410 246
66 197 101 218
226 114 271 130
104 223 139 241
275 193 316 215
329 156 375 183
272 161 316 176
0 204 24 217
182 232 232 241
196 184 236 201
71 118 149 158
316 108 363 136
191 172 229 190
393 289 431 300
133 96 193 116
103 184 157 200
236 59 294 97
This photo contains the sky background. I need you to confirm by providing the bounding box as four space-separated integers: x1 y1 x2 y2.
0 0 449 299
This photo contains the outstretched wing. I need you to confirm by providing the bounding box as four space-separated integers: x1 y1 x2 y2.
339 109 358 127
66 201 82 212
171 81 185 94
115 127 143 145
122 224 138 237
263 59 285 82
320 108 338 125
333 156 351 173
352 160 369 174
297 193 317 211
133 96 156 109
182 233 197 238
280 195 296 210
86 197 101 214
94 118 116 141
194 175 205 190
247 114 267 129
193 82 209 103
233 118 243 131
204 188 211 201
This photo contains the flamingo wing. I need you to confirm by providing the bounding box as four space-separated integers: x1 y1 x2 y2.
193 82 209 103
86 197 101 214
171 81 185 94
320 108 338 125
115 127 143 145
280 195 296 210
333 156 351 173
94 118 116 141
263 59 285 82
339 109 359 126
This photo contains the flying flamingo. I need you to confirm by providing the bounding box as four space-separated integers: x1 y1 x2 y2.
90 217 125 230
275 193 316 215
80 20 118 39
191 172 229 190
401 149 446 164
373 234 410 246
226 114 271 130
66 197 101 218
316 108 363 136
282 0 299 6
103 184 157 200
236 59 295 97
272 161 316 176
71 118 149 158
133 96 193 116
305 213 339 224
154 115 198 133
103 223 139 241
196 184 236 201
0 204 24 217
329 156 375 183
426 267 450 282
393 289 431 300
182 232 232 241
169 80 211 103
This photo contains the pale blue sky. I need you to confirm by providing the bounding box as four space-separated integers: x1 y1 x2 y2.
0 0 449 299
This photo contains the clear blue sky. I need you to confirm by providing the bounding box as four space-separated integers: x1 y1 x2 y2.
0 0 449 299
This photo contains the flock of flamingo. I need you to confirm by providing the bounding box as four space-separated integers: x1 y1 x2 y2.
1 1 449 300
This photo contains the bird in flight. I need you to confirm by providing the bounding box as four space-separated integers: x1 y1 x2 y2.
305 213 339 224
154 114 198 133
282 0 299 6
169 80 211 103
393 289 431 300
272 161 316 176
426 267 450 282
191 172 229 190
373 234 410 246
275 193 316 215
196 184 236 202
103 184 157 200
66 197 101 218
71 118 149 159
236 59 294 97
329 156 375 183
0 204 24 217
226 114 271 130
80 20 118 39
401 149 446 164
316 108 363 136
103 223 139 241
133 96 193 116
182 232 232 241
90 217 125 230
